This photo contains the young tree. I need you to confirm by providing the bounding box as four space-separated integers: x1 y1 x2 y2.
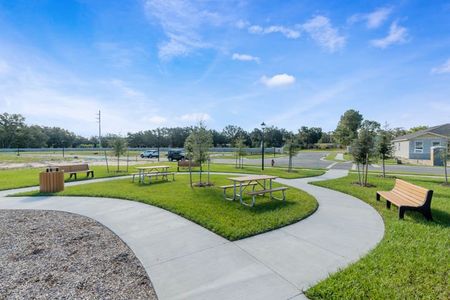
351 127 376 186
284 137 299 172
235 136 246 169
184 122 213 187
334 109 363 147
376 128 393 178
111 137 127 172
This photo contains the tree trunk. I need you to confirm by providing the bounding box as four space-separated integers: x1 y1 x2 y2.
382 154 386 178
199 163 202 184
207 159 210 185
104 150 109 173
444 154 448 185
189 158 193 188
357 163 361 185
117 155 120 172
364 153 369 186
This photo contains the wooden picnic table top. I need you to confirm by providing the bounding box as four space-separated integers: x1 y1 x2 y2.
135 165 170 170
227 175 277 182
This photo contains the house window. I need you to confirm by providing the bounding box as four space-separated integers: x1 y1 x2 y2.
432 141 441 147
414 141 423 153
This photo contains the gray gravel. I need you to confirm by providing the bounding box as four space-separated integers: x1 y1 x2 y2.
0 209 157 299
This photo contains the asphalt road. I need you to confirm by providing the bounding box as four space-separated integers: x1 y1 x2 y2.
213 151 449 176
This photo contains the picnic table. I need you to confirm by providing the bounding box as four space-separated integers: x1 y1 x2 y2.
134 165 172 184
221 175 288 207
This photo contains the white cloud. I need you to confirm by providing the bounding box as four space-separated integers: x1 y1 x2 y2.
247 24 300 39
302 16 346 52
370 21 408 48
261 74 296 88
144 0 223 60
232 53 260 63
147 115 167 125
235 19 249 29
349 7 392 29
179 113 211 122
431 59 450 74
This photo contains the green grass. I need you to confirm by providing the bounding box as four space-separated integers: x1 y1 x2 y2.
306 174 450 300
0 166 132 191
0 152 75 163
207 164 325 179
17 174 318 241
324 152 337 161
0 162 324 191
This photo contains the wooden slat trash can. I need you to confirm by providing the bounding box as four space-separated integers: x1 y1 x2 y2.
39 167 64 193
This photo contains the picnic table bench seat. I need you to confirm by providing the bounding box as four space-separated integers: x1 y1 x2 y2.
376 179 433 220
220 182 258 201
57 164 94 180
145 172 175 183
246 187 288 206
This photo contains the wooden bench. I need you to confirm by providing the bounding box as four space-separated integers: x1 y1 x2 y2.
57 164 94 180
145 172 175 183
376 179 433 220
177 160 201 172
220 182 258 201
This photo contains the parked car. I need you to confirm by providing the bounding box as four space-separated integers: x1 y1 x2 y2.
167 150 185 161
140 150 159 158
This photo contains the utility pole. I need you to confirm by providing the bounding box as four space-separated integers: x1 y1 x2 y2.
96 110 102 148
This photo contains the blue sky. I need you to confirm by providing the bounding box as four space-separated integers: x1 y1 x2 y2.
0 0 449 136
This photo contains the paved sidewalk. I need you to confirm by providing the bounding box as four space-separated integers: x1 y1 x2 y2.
0 170 384 300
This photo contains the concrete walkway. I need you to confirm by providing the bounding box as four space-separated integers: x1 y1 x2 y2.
0 170 384 300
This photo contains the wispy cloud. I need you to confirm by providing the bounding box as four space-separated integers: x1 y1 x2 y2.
147 115 167 125
261 74 295 87
179 112 211 122
95 42 145 67
143 0 224 60
247 24 300 39
302 16 346 52
370 21 408 48
232 53 260 63
349 7 393 29
431 59 450 74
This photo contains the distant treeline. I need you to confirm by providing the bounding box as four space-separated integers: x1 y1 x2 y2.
0 111 423 149
0 112 333 149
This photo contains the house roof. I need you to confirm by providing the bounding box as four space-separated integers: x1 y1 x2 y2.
393 123 450 141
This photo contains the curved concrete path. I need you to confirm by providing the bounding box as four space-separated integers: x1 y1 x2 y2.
0 170 384 300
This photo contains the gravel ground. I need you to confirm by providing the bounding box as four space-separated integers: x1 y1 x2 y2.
0 209 157 299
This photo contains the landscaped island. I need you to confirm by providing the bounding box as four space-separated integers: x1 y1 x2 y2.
16 174 318 241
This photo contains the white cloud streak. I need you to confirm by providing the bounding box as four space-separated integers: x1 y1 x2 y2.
144 0 223 60
232 53 260 63
370 21 408 48
349 7 392 29
248 25 301 39
302 16 346 52
179 113 211 122
431 59 450 74
261 74 295 87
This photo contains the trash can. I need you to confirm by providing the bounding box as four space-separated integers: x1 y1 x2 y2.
39 167 64 193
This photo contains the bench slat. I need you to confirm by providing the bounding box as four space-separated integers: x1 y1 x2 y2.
247 187 288 195
220 183 258 189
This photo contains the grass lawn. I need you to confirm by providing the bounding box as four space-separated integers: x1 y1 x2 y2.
0 152 75 163
207 164 325 179
306 174 450 299
0 166 133 191
17 174 318 241
0 162 324 191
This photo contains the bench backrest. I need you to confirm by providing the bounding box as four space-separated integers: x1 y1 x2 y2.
58 164 90 172
392 179 431 206
178 160 200 167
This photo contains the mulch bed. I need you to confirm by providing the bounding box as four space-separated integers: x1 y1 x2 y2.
0 209 157 299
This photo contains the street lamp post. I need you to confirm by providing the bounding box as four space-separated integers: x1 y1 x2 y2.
261 122 266 170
